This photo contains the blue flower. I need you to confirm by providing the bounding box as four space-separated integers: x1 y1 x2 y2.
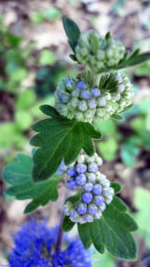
67 166 77 177
92 184 102 195
76 163 87 174
84 182 93 192
76 174 86 186
77 81 86 89
91 88 101 97
94 195 105 206
82 192 93 204
80 90 90 99
9 219 92 267
77 203 87 215
88 204 98 215
66 79 75 89
67 178 78 190
88 162 98 173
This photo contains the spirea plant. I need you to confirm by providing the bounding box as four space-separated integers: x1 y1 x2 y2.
3 16 150 263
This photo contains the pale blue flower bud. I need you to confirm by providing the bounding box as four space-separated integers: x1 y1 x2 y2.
91 88 101 97
77 81 86 89
76 164 87 174
80 90 90 99
88 204 98 215
77 203 87 215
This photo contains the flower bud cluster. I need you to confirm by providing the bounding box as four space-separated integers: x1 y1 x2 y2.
113 72 134 113
63 152 114 224
55 72 133 123
75 31 125 72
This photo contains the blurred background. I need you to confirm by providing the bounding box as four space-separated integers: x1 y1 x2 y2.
0 0 150 266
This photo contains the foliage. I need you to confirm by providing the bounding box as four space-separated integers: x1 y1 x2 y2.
78 196 138 260
31 105 102 182
3 15 150 262
3 154 60 213
134 187 150 248
30 7 62 24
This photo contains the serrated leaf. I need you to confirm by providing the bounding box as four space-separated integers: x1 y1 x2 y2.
2 155 60 213
78 196 138 260
111 114 124 121
63 16 81 52
31 105 102 182
62 216 75 232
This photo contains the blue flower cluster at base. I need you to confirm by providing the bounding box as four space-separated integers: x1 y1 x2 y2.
9 219 92 267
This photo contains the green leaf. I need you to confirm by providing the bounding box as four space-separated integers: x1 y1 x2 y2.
95 119 116 136
121 104 134 113
78 196 138 260
39 50 57 66
31 105 102 182
90 219 105 253
111 114 124 121
134 60 150 76
63 16 81 52
62 216 75 232
110 182 122 194
78 223 92 249
92 251 115 267
45 7 62 22
69 54 77 61
97 137 118 161
117 52 150 69
16 89 36 109
134 187 150 248
30 12 45 23
121 140 140 167
15 110 33 131
2 155 60 213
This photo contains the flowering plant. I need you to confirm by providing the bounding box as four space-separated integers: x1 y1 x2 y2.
3 16 150 263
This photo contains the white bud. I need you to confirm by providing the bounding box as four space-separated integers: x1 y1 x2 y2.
99 203 106 212
70 98 78 108
115 93 121 101
78 100 87 111
84 109 95 120
97 97 106 107
116 74 123 83
118 84 125 93
96 108 105 117
105 93 111 101
105 197 113 204
94 210 102 219
95 157 103 166
77 155 85 164
75 111 84 121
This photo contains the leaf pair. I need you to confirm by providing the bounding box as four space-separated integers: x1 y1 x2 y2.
31 105 102 182
2 154 60 214
78 196 138 260
63 185 138 260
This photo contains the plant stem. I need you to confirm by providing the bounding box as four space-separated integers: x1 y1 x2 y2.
54 210 64 253
55 182 69 253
